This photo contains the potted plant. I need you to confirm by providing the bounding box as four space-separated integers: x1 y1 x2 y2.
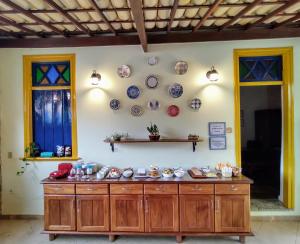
147 123 160 141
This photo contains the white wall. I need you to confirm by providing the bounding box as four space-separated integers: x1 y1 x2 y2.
0 38 299 216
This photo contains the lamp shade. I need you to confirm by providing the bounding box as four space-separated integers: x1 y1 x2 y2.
91 70 101 85
206 66 219 82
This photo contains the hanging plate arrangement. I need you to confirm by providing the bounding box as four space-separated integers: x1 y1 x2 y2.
174 61 188 75
131 105 144 117
190 98 202 110
148 99 160 111
110 99 120 110
145 75 159 89
117 64 131 78
127 85 140 99
169 83 183 98
148 56 158 65
167 105 180 117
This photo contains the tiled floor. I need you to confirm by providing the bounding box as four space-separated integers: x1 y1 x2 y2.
251 199 287 211
0 219 299 244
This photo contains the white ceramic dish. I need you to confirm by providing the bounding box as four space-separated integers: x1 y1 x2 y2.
162 172 174 178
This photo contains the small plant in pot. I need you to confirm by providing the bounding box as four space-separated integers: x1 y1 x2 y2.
147 123 160 141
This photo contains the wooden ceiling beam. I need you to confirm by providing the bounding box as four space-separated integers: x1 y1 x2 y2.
168 0 179 32
247 0 300 29
0 0 65 36
88 0 116 34
193 0 223 32
220 0 263 30
0 27 22 38
0 15 41 36
44 0 91 35
128 0 147 52
0 27 299 48
0 1 290 14
273 13 300 29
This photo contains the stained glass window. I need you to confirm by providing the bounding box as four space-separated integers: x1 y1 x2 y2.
32 61 71 86
239 56 283 82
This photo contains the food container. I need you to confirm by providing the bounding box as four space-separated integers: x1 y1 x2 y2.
122 168 134 178
221 167 232 178
232 167 242 177
174 167 185 178
162 168 174 178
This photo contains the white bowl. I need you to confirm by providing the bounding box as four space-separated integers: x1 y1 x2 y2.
162 172 174 178
174 171 185 178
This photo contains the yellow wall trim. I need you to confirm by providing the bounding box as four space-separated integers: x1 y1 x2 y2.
23 54 78 159
233 47 294 209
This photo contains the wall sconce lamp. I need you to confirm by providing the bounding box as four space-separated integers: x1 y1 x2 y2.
91 70 101 85
206 66 219 82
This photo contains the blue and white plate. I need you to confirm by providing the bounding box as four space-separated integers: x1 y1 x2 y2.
190 98 201 110
131 105 144 117
169 83 183 98
145 75 158 89
127 85 140 99
110 99 120 110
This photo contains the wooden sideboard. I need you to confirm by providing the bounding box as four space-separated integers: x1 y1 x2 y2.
42 175 253 243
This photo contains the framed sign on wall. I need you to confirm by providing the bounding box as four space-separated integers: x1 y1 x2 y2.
208 122 226 136
209 137 227 150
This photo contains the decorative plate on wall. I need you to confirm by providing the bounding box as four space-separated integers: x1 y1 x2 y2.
127 85 140 99
110 99 120 110
190 98 202 110
169 83 183 98
117 64 131 78
148 56 158 65
167 105 180 117
175 61 188 75
148 99 160 111
145 75 159 89
131 105 144 117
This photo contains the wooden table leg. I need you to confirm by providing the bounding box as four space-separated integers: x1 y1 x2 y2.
109 234 116 242
49 234 56 241
239 236 246 243
176 235 183 243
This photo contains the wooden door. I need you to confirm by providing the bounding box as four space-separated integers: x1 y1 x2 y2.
44 195 76 231
180 195 214 232
145 195 179 232
215 195 250 233
77 195 109 232
110 195 144 232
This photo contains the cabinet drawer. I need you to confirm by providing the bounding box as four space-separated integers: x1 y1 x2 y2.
179 184 214 194
44 184 75 195
144 184 178 194
110 184 143 194
76 184 108 194
215 184 249 195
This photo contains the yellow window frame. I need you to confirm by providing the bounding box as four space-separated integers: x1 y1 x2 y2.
234 47 294 208
23 54 78 161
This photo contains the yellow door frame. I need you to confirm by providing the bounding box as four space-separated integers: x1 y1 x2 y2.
234 47 294 208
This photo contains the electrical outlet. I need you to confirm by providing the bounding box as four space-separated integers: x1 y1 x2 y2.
7 152 13 159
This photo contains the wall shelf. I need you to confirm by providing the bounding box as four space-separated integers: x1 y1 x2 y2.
104 138 203 152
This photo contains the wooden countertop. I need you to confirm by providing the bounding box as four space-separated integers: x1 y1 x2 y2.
42 174 253 184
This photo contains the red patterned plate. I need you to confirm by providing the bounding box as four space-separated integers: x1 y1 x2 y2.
167 105 180 117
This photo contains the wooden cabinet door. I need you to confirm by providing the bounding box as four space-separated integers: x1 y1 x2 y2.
44 195 76 231
77 195 109 232
215 195 250 233
145 195 179 232
110 195 144 232
180 195 214 232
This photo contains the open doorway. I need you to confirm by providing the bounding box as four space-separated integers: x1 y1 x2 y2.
240 86 285 210
234 47 294 210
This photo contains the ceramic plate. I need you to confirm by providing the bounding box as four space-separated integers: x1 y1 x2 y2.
169 83 183 98
127 85 140 99
148 99 160 111
131 105 144 117
167 105 180 117
145 75 158 89
148 56 158 65
110 99 120 110
190 98 201 110
117 64 131 78
175 61 188 75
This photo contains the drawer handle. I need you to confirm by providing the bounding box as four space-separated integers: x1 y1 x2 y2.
231 185 238 191
193 185 202 190
87 188 93 191
121 187 128 190
155 185 163 191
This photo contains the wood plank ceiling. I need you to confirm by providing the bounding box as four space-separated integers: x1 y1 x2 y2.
0 0 299 51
